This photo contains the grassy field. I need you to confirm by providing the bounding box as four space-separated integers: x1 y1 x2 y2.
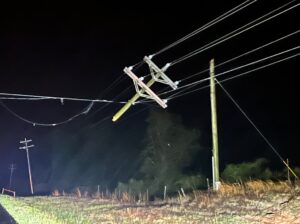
1 181 300 224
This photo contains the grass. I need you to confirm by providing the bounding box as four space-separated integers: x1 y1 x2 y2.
0 195 62 224
0 180 300 223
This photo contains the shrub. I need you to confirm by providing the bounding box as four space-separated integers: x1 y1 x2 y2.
222 158 273 182
175 175 206 191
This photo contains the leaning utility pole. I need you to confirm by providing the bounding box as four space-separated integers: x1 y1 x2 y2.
8 163 16 189
210 59 221 191
20 138 34 194
112 56 178 122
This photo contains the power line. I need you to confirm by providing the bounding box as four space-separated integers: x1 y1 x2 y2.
77 87 154 133
214 45 300 77
107 1 298 111
127 0 257 71
137 29 300 104
81 74 126 117
79 60 150 123
0 92 127 104
215 78 299 179
180 29 300 83
0 100 93 127
78 104 150 134
170 0 299 66
83 85 134 120
215 53 300 83
140 45 300 101
131 1 299 105
152 0 257 57
166 52 300 101
0 90 130 126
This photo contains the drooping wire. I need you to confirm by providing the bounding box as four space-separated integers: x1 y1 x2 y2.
0 90 128 126
0 100 94 127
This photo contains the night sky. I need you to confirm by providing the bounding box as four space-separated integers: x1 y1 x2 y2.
0 1 299 194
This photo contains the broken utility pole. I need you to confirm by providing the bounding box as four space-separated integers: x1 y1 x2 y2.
210 59 221 191
20 138 35 194
112 56 178 122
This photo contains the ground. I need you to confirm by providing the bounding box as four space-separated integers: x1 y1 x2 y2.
0 181 300 224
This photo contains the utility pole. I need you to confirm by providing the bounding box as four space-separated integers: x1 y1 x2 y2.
112 56 178 122
20 138 34 194
287 158 291 183
210 59 221 191
8 163 16 189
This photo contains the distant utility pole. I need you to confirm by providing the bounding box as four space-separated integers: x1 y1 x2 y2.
8 163 16 189
210 59 221 191
20 138 35 194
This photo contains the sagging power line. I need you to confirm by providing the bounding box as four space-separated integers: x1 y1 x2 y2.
0 91 129 126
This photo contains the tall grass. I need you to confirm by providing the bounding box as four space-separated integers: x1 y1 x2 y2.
218 180 293 197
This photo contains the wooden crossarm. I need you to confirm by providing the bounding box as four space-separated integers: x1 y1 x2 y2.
124 67 167 108
144 56 178 90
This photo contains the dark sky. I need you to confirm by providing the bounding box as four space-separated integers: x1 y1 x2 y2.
0 1 299 193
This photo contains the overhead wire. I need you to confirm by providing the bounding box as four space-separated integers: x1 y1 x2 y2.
0 92 128 104
131 0 300 106
151 0 257 57
83 85 134 120
0 100 94 127
80 104 150 132
215 78 299 179
2 1 299 127
180 29 300 83
166 52 300 101
80 56 149 122
136 29 300 104
127 0 257 71
170 0 299 67
0 90 128 126
137 44 300 102
77 79 153 132
0 45 149 128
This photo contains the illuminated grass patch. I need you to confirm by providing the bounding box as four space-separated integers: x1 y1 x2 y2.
0 181 299 224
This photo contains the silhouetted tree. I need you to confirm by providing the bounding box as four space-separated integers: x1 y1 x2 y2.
140 109 203 195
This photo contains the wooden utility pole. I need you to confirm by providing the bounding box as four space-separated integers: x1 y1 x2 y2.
20 138 34 194
8 163 16 189
112 79 156 122
210 59 221 191
112 56 178 122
